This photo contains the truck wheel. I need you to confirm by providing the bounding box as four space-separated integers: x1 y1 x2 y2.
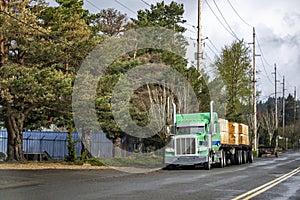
248 151 253 163
234 151 238 165
237 150 242 165
230 154 235 165
240 151 243 164
223 151 227 167
204 162 211 170
219 150 224 168
235 150 241 165
242 150 247 164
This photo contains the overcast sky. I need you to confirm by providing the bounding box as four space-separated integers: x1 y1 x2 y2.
47 0 300 101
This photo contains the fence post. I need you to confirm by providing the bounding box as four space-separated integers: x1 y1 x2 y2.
40 135 45 153
25 135 31 154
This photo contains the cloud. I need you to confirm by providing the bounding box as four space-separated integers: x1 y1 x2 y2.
283 12 300 28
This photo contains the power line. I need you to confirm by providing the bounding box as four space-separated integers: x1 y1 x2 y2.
276 67 294 95
185 22 197 30
85 0 102 13
187 29 197 34
140 0 151 6
205 43 218 58
114 0 136 15
257 64 273 86
256 35 273 67
204 52 213 62
212 0 239 40
254 34 276 87
226 0 252 28
203 0 239 40
208 38 219 54
180 22 198 34
258 56 273 85
0 10 73 49
0 10 49 37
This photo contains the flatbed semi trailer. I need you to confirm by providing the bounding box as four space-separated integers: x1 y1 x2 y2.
164 102 253 170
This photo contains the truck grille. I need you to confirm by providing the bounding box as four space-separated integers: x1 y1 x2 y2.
175 137 196 155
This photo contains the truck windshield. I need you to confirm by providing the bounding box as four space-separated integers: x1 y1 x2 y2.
176 126 205 134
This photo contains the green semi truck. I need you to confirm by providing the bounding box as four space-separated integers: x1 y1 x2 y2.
164 102 253 170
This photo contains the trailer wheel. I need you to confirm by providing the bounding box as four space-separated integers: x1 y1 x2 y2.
238 150 243 165
248 151 253 163
234 151 238 165
230 154 235 165
240 150 243 164
235 150 241 165
237 150 242 165
242 150 247 164
223 150 227 167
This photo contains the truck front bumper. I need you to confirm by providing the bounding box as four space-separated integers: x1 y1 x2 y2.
164 155 208 165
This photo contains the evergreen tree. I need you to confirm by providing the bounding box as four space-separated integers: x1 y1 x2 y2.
0 0 96 161
214 40 252 122
95 1 210 155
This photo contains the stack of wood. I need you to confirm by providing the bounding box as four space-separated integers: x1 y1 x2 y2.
218 119 229 144
228 122 239 145
238 123 249 145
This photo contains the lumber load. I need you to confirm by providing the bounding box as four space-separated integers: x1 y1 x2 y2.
218 119 229 144
228 122 239 145
239 123 249 145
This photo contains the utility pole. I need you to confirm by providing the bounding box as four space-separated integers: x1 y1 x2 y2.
252 27 258 152
197 0 202 72
273 64 281 150
272 64 278 129
282 76 285 138
293 87 297 148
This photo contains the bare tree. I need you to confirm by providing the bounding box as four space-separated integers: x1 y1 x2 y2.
259 110 276 146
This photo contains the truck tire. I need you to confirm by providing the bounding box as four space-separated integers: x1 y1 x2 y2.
242 150 247 164
234 151 238 165
235 150 241 165
230 154 236 165
219 150 224 168
240 150 243 164
223 150 227 167
237 150 242 165
248 150 253 163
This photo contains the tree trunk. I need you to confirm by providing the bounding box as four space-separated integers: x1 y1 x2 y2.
5 113 25 161
0 34 5 68
113 137 122 158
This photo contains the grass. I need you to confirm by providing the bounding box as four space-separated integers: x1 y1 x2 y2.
99 155 163 167
73 158 105 166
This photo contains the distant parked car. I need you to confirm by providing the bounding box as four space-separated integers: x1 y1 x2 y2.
258 146 279 157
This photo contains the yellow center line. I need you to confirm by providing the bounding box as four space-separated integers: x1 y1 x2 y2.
232 167 300 200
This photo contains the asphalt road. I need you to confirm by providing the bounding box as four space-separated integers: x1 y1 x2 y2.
0 150 299 200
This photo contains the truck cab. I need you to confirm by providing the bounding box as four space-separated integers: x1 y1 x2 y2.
164 112 222 170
